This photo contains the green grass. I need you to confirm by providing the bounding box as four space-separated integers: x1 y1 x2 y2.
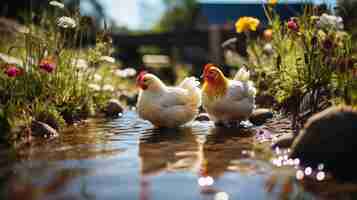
0 1 136 144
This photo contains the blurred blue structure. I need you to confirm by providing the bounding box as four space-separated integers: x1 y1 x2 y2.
113 2 314 76
195 2 308 30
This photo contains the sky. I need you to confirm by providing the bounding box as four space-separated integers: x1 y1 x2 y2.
82 0 336 30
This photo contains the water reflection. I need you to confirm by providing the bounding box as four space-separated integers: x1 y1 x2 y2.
139 127 199 175
3 165 91 200
139 126 258 177
138 124 280 199
1 112 357 200
203 127 256 178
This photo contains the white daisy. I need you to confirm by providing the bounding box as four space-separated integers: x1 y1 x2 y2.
102 84 114 92
88 83 101 91
49 1 65 9
0 53 23 66
93 74 102 82
72 58 88 69
123 68 137 77
57 16 76 28
99 56 115 63
317 13 344 30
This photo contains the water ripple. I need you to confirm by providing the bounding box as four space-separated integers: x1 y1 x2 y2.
0 111 345 200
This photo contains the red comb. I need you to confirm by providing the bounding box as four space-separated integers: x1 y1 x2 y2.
203 63 216 72
136 70 148 83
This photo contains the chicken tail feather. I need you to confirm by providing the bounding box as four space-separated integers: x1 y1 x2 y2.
234 67 250 82
179 77 201 107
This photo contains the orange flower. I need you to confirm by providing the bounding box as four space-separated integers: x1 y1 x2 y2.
268 0 278 6
235 17 260 33
263 29 273 41
39 57 56 73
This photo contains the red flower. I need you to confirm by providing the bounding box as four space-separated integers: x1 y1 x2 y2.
322 37 334 50
353 68 357 78
287 19 299 32
4 65 22 77
39 58 56 73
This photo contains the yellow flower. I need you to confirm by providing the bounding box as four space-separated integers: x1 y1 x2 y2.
235 17 260 33
268 0 278 6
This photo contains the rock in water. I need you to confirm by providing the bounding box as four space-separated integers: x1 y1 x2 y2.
31 121 58 138
196 113 210 121
271 133 295 149
37 112 60 130
105 99 124 117
249 108 274 126
290 106 357 181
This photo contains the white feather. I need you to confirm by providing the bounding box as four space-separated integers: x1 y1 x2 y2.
202 68 256 124
234 67 250 82
137 74 201 128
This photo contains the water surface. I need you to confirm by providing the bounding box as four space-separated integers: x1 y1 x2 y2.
1 111 356 200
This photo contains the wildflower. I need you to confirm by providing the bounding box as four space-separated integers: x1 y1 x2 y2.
93 74 102 81
39 58 56 73
317 13 344 30
263 43 274 55
71 58 88 69
235 17 260 33
102 84 114 92
4 65 22 77
268 0 278 6
124 68 137 77
0 53 23 66
88 83 101 91
263 29 273 41
114 69 126 78
49 1 64 9
57 16 76 28
287 19 299 32
99 56 115 63
322 37 334 50
114 68 137 78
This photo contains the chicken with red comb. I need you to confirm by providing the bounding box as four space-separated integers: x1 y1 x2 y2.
136 72 201 128
201 64 256 127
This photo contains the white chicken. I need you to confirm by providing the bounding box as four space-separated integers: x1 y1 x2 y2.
201 64 256 127
136 71 201 128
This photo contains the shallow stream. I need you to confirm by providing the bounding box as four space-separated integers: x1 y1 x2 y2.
1 111 356 200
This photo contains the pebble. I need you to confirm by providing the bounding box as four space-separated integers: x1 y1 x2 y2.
196 113 210 121
249 108 274 126
105 99 124 117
